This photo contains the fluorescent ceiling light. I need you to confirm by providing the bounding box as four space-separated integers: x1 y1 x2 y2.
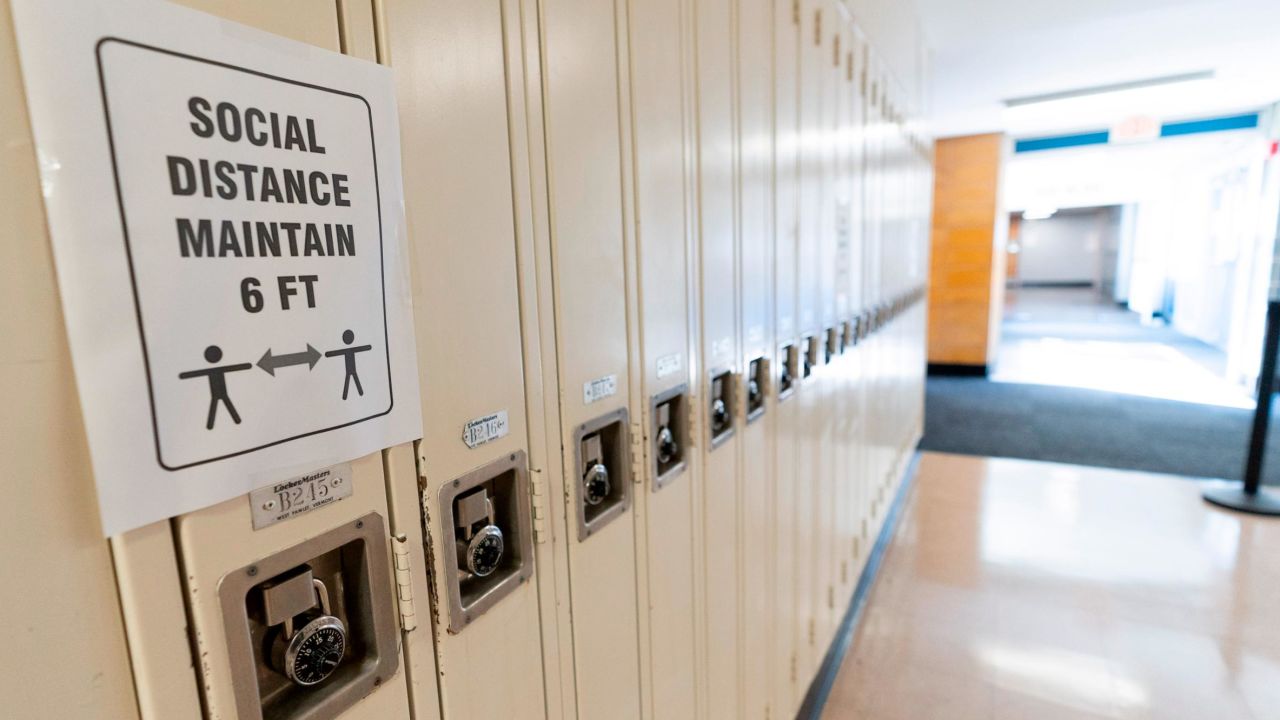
1004 70 1216 108
1022 206 1057 220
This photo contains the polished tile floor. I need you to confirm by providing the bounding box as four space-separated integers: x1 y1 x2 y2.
822 452 1280 720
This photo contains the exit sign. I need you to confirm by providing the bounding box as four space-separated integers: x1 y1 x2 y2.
1111 115 1161 143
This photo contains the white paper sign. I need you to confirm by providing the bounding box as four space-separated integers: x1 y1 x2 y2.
12 0 422 535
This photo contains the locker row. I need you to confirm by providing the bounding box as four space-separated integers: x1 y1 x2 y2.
1 0 933 719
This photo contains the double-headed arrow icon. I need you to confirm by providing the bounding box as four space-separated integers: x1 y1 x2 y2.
257 344 322 376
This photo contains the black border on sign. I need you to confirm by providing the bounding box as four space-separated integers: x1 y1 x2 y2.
94 37 394 472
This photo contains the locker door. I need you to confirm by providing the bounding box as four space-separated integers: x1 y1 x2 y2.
796 0 823 341
175 452 411 720
847 26 872 585
811 0 843 650
829 14 857 616
377 0 547 718
736 1 776 718
693 0 742 716
771 0 802 714
865 57 888 524
625 0 700 716
0 3 143 715
877 71 895 513
794 0 827 680
537 1 645 718
101 5 419 720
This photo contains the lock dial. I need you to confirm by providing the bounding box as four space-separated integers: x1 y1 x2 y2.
462 525 505 577
583 462 611 506
711 397 729 433
280 615 347 686
656 425 677 464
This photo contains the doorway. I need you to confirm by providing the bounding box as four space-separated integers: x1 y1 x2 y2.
997 205 1251 409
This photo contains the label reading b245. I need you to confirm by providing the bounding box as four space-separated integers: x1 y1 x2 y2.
250 463 353 530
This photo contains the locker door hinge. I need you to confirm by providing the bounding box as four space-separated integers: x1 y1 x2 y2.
630 422 645 484
792 0 799 25
808 618 816 645
841 560 849 584
687 393 700 455
790 654 798 682
828 584 835 609
530 466 549 543
392 534 418 633
814 10 822 46
412 438 426 480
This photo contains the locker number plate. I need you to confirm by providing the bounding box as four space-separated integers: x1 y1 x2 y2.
583 374 618 404
462 410 510 448
251 463 353 530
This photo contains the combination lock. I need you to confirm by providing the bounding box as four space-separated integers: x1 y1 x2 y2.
747 378 761 408
656 425 678 465
710 397 729 434
268 576 346 687
454 488 505 578
583 461 611 506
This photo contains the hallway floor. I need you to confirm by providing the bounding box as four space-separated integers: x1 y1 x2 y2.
995 287 1248 409
821 452 1280 720
922 285 1272 482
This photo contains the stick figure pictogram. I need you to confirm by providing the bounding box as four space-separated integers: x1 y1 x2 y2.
178 345 253 430
325 329 373 400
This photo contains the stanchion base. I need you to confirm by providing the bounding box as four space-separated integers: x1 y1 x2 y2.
1203 484 1280 516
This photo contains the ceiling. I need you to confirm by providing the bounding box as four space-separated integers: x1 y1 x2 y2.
917 0 1280 138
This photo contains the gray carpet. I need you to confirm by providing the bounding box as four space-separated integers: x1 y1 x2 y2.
921 375 1279 483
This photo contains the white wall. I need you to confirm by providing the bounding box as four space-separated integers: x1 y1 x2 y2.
1017 208 1116 285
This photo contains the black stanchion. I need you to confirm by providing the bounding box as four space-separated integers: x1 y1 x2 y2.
1203 299 1280 515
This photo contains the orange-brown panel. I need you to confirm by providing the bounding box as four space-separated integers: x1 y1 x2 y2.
927 133 1005 368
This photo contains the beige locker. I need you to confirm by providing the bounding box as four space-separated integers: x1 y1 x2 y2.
623 0 701 716
796 0 823 341
377 0 550 718
0 2 144 715
84 4 418 720
735 1 776 718
865 58 890 523
847 25 873 585
533 0 645 718
830 13 859 615
693 0 743 716
794 0 826 679
811 0 844 650
770 0 803 714
174 451 411 720
881 73 900 508
150 5 412 720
